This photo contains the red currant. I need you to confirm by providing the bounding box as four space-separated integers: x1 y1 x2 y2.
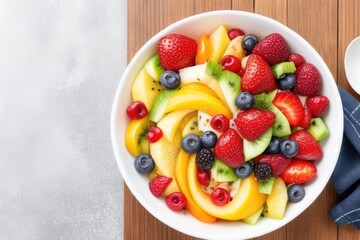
126 101 148 119
221 55 242 73
210 114 230 133
210 188 231 206
288 53 305 68
196 167 211 186
146 126 162 143
165 192 186 211
228 28 245 40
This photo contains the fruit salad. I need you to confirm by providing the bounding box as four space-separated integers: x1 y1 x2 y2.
124 24 330 225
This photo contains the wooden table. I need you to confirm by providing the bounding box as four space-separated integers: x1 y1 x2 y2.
126 0 360 239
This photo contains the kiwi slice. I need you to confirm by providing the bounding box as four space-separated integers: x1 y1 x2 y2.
205 59 223 80
272 61 296 79
218 70 241 114
148 89 177 122
243 128 273 161
258 177 275 194
270 105 291 137
211 158 239 182
253 90 277 110
144 54 165 80
307 117 330 141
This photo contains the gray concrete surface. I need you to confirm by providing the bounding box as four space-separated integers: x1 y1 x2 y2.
0 0 126 239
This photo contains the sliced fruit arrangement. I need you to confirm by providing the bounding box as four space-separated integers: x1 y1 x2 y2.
124 25 331 225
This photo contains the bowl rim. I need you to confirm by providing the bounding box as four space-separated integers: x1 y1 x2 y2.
111 9 343 239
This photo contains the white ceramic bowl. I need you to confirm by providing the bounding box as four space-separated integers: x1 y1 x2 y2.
344 36 360 94
111 10 343 240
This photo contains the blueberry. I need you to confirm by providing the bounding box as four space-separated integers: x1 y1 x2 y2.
242 34 259 53
134 153 155 174
235 92 254 110
160 70 181 89
234 162 253 178
277 73 297 90
280 139 299 158
265 137 282 154
287 184 305 203
200 131 218 148
181 134 202 153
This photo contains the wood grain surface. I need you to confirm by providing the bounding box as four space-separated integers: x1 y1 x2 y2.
126 0 360 239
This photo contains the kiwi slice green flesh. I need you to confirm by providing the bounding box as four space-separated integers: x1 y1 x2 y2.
148 89 177 122
270 105 291 137
144 54 164 80
218 70 241 114
307 117 330 141
211 158 239 182
272 61 296 79
243 128 273 161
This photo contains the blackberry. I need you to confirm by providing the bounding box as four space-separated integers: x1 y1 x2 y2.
253 163 272 181
196 148 215 170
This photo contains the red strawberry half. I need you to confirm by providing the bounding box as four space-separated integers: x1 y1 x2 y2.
252 33 290 65
305 95 329 117
298 108 313 129
294 63 321 96
241 54 276 95
289 130 323 160
280 159 317 184
157 33 197 72
149 175 173 197
234 108 275 141
272 90 305 127
213 128 244 168
253 153 291 177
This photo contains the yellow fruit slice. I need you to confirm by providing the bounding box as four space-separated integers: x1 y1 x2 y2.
209 25 231 62
175 150 217 223
165 90 232 119
187 154 266 220
131 68 163 110
180 114 202 137
150 129 182 177
263 177 288 219
157 109 195 142
125 117 153 156
180 82 218 97
223 35 246 60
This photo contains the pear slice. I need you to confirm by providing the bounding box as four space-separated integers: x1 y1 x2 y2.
223 35 246 60
150 129 182 177
209 25 231 62
157 109 195 142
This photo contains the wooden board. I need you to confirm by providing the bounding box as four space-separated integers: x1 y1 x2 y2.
126 0 360 239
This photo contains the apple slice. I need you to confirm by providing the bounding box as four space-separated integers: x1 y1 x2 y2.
263 177 288 219
157 109 195 142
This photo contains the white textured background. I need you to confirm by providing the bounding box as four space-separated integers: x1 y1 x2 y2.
0 0 126 239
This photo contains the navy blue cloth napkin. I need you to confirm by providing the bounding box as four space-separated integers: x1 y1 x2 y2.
329 86 360 230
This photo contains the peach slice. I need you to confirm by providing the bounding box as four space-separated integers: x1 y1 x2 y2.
175 150 217 223
165 89 232 119
187 154 266 220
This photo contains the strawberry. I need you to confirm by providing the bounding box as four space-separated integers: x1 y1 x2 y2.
298 108 313 129
234 108 275 141
157 33 197 72
241 54 276 94
279 159 317 184
294 63 321 96
272 90 305 126
252 33 290 65
305 95 329 117
289 130 323 160
288 52 305 68
253 153 291 177
213 128 244 168
149 175 172 197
